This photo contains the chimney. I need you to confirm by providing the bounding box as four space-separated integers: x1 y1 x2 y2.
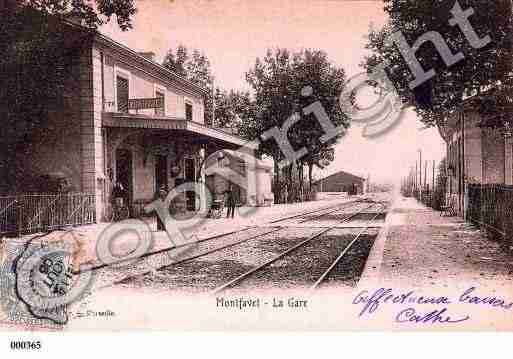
138 51 156 62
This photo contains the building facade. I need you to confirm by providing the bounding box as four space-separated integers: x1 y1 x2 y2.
439 101 513 215
313 170 366 195
6 22 269 222
204 150 274 207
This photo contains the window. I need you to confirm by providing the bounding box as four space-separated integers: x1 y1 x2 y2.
116 76 129 113
185 102 193 121
155 90 165 116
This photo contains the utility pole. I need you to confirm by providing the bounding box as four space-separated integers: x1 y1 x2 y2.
418 149 422 201
432 160 435 194
413 161 418 191
424 160 427 190
410 166 414 196
211 76 216 127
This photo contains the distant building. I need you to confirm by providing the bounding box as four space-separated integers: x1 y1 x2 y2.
313 171 366 195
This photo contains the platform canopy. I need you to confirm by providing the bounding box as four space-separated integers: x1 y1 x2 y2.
102 112 257 150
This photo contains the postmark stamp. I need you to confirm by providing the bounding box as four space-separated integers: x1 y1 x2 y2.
1 231 95 327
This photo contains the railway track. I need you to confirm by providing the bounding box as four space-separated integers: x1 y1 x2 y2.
296 200 374 224
83 198 360 275
269 199 360 224
99 200 361 285
211 203 386 293
96 199 384 290
310 206 385 289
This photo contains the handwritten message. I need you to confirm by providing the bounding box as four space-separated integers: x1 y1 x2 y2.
352 287 513 325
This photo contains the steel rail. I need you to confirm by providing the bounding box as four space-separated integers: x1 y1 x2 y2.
80 200 362 274
108 226 285 286
75 225 259 274
268 200 359 224
210 203 375 294
93 201 375 290
310 203 386 290
296 201 367 224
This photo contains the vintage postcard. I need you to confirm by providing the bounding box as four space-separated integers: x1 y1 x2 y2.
1 0 513 341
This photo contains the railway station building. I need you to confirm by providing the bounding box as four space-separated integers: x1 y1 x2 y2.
1 20 272 228
438 97 513 216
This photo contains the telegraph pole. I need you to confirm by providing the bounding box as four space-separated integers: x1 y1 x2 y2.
415 162 418 193
418 149 422 201
432 160 436 194
211 76 216 127
424 160 427 189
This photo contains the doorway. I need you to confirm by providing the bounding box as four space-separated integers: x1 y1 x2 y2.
155 155 168 191
184 158 196 211
116 149 133 206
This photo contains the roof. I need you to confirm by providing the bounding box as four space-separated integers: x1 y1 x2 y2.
102 113 257 149
63 19 208 98
221 150 273 170
313 170 366 185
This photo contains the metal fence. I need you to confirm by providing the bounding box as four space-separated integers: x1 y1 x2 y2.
410 186 446 212
413 189 433 208
467 184 513 241
0 193 96 236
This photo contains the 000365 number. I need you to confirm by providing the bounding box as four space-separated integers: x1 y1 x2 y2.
10 341 42 350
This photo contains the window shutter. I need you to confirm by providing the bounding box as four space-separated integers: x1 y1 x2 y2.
117 76 129 113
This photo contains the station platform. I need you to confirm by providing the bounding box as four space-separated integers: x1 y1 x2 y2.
360 195 513 290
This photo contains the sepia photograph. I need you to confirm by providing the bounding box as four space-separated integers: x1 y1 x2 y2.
0 0 513 348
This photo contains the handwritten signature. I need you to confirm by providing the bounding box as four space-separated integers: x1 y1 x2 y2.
352 287 513 325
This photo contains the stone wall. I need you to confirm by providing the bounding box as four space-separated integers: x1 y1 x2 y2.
80 46 105 221
13 45 84 193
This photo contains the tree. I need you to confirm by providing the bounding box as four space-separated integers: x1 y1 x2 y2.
241 48 350 201
362 0 513 128
1 1 138 138
0 2 137 190
213 89 253 129
163 45 215 126
162 45 190 78
2 0 137 30
433 158 448 210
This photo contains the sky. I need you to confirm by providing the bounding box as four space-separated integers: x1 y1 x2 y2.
100 0 446 185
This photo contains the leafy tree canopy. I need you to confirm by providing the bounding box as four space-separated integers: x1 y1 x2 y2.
0 1 137 147
214 89 253 130
363 0 513 128
242 48 349 169
2 0 137 30
163 45 215 125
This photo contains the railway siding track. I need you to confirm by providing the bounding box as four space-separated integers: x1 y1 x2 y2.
94 199 387 291
211 203 384 293
311 207 385 289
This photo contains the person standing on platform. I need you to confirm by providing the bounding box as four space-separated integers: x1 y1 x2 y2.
225 184 236 219
154 185 168 231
